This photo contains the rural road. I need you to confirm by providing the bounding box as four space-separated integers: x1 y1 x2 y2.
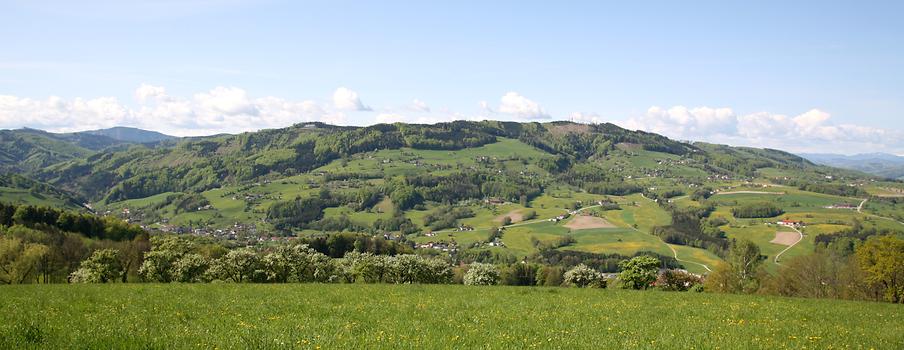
636 194 712 272
666 244 712 272
433 199 716 273
714 190 785 195
855 198 904 226
773 226 803 265
431 204 603 233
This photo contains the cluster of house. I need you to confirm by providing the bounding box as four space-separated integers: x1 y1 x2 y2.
456 224 475 232
825 203 857 210
776 219 805 228
154 222 260 240
549 212 570 222
416 241 457 252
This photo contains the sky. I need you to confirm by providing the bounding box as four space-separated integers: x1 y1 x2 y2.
1 0 903 155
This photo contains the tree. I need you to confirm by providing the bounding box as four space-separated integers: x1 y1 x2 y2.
139 236 194 282
463 263 499 286
618 256 660 290
656 269 703 291
564 264 605 288
173 254 210 283
705 239 765 293
856 235 904 303
214 247 263 283
0 236 49 284
70 249 123 283
765 251 863 300
501 263 539 286
502 216 512 226
535 266 565 286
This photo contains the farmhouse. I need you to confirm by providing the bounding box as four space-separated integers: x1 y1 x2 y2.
777 219 805 228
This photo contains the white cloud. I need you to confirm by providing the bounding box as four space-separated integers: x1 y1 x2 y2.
408 99 430 112
194 86 259 116
332 87 371 111
623 106 903 154
0 95 132 132
567 112 605 124
622 106 737 138
0 84 347 136
497 92 549 120
134 83 167 103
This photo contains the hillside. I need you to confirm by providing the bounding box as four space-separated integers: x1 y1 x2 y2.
3 120 903 275
77 126 176 143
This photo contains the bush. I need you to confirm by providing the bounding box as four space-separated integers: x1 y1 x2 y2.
463 263 500 286
656 269 703 291
564 264 605 288
69 249 122 283
618 256 660 290
535 266 565 286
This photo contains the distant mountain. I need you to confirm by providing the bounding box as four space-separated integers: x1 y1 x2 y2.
0 128 109 172
77 127 176 143
801 153 904 180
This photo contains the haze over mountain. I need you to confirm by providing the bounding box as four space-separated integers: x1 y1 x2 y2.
77 126 176 143
801 153 904 180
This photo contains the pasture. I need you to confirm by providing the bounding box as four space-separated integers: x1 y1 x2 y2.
0 284 901 349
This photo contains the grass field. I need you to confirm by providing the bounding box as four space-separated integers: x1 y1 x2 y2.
1 284 902 349
0 187 81 210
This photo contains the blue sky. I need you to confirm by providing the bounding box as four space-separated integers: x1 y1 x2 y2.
1 0 902 154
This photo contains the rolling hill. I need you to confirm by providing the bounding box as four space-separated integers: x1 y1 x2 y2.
802 152 904 180
77 126 176 143
2 120 902 274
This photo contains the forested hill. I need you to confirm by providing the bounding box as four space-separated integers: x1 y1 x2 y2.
77 126 175 143
3 120 861 204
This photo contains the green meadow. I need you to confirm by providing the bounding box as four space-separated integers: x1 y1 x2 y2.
1 284 901 349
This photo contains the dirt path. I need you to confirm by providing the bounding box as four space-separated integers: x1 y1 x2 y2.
666 244 712 272
773 226 803 265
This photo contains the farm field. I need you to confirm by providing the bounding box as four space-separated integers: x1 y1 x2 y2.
1 284 902 349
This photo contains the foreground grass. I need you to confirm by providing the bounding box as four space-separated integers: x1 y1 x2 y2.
1 284 902 349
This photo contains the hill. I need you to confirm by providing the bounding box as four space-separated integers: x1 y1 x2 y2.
802 153 904 180
76 126 176 143
0 128 131 172
4 120 903 274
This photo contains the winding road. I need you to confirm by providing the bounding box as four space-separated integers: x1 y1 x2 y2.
773 226 803 265
432 198 716 272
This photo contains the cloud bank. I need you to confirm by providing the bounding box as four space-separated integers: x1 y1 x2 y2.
0 85 900 154
0 85 346 136
622 106 903 154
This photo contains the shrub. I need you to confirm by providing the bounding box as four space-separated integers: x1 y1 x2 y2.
656 269 703 291
69 249 122 283
463 263 499 286
618 256 660 290
564 264 606 288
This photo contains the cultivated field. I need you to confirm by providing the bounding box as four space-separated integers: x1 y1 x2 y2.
0 284 901 349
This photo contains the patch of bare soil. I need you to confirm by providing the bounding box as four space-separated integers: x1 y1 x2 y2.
770 231 800 246
496 210 523 224
564 215 616 230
